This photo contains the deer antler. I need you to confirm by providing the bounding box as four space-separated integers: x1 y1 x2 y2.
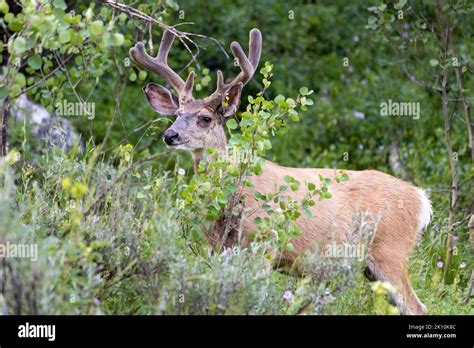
130 30 194 103
209 28 262 100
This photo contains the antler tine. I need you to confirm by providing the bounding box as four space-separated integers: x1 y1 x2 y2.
216 70 225 90
129 29 187 96
156 29 177 63
247 28 262 69
227 41 254 86
211 28 262 98
182 71 195 101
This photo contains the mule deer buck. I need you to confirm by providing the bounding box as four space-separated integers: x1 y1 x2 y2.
130 28 431 315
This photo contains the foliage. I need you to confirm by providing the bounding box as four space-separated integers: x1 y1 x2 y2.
0 0 473 315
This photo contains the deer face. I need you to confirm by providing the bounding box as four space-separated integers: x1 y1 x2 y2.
163 103 219 150
143 82 243 151
130 28 262 153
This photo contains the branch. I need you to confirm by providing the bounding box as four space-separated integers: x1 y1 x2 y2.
102 0 229 70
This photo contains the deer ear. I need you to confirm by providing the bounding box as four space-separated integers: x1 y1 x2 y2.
143 83 179 115
220 83 243 118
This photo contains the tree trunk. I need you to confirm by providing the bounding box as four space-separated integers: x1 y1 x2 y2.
0 96 10 156
437 0 458 282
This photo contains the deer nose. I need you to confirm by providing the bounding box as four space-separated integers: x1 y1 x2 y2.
164 129 179 145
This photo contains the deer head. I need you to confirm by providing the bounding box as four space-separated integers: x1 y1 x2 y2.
130 28 262 159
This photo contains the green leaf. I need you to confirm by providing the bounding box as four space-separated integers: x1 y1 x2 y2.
290 182 300 191
4 12 13 23
28 54 42 70
10 84 21 97
429 58 439 67
53 0 67 10
0 86 8 100
286 98 296 107
13 37 27 54
368 16 378 25
58 29 71 44
394 0 407 10
201 75 211 86
0 1 9 14
274 95 285 103
289 110 299 121
299 87 309 95
253 162 263 175
138 71 147 80
112 33 125 46
340 173 349 182
226 119 238 130
15 73 26 87
90 20 104 36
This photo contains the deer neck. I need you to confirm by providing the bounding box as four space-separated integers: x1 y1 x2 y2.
191 132 228 175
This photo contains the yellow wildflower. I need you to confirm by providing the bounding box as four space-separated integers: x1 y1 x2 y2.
6 149 20 165
71 182 87 199
61 178 72 191
119 144 133 162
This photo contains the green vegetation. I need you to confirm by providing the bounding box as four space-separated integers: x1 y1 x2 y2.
0 0 472 314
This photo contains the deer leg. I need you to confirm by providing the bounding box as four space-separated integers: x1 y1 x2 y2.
368 251 427 315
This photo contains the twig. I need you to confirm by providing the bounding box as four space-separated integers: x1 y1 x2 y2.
103 0 229 69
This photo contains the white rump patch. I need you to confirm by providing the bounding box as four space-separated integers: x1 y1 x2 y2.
417 189 432 233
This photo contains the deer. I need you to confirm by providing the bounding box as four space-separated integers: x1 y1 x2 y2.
129 28 432 315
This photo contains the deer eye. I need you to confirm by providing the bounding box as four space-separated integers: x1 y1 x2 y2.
196 115 212 128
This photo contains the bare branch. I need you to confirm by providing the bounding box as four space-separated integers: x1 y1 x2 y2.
103 0 229 68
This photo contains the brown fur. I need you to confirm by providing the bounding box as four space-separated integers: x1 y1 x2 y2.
238 161 428 315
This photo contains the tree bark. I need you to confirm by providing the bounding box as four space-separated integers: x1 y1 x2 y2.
0 97 10 156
